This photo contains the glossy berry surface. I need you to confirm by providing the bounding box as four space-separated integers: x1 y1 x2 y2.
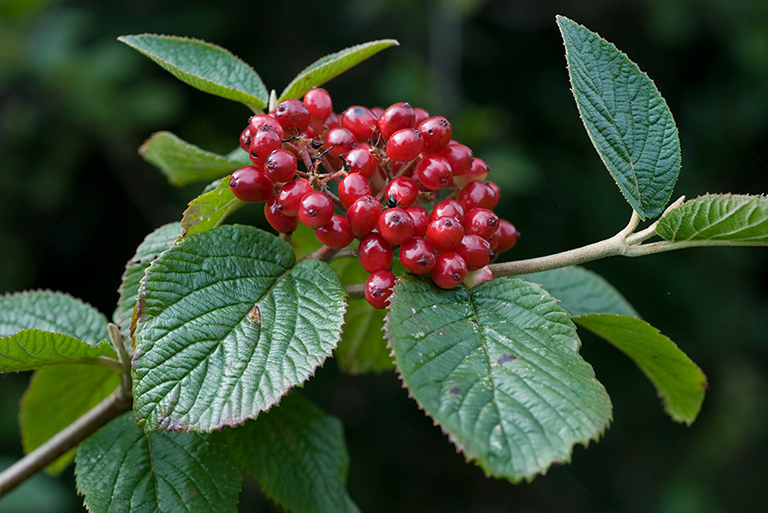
358 233 394 273
316 215 354 248
298 191 335 229
324 127 357 157
417 116 452 153
406 205 430 237
377 207 415 245
458 180 498 211
431 199 465 223
386 128 424 162
439 141 473 179
249 126 283 164
303 87 333 121
399 237 437 274
346 195 382 237
415 153 452 191
365 270 396 309
431 252 468 289
277 178 312 216
264 149 298 183
378 102 415 141
264 196 298 234
385 176 419 208
273 99 311 134
229 165 274 203
488 219 519 254
341 106 379 142
248 114 284 140
338 173 372 209
425 217 464 252
343 147 376 179
464 208 499 240
455 234 492 270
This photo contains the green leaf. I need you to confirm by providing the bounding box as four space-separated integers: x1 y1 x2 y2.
573 314 707 425
386 276 612 483
119 34 268 110
521 266 639 318
557 16 680 219
228 393 359 513
132 225 346 433
0 290 108 344
331 256 393 374
180 177 242 237
278 39 399 102
0 330 115 373
20 365 121 475
114 222 182 342
75 412 241 513
139 131 248 186
656 194 768 244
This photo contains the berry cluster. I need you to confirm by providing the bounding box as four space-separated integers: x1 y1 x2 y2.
230 88 519 309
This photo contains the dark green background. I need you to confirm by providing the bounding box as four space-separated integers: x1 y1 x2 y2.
1 0 767 511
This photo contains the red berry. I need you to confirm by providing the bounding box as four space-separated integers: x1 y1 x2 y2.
303 87 333 121
358 233 393 273
343 147 376 179
406 205 430 236
338 173 372 209
298 191 335 229
239 127 253 152
274 99 311 134
264 149 298 183
346 195 382 238
399 237 437 275
316 214 355 248
439 141 473 179
463 265 493 288
464 207 499 240
458 181 498 211
417 116 452 153
376 207 415 245
249 114 284 140
365 270 396 309
455 234 492 270
425 217 464 252
324 127 357 157
264 196 299 233
453 157 489 188
229 165 274 203
488 219 519 254
384 176 419 208
414 153 452 191
249 126 283 165
341 105 379 142
413 107 430 125
431 252 467 289
431 199 465 223
386 128 424 162
378 102 415 140
277 178 312 216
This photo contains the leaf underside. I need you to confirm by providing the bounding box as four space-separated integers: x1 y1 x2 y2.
656 193 768 244
132 225 346 433
386 276 612 483
557 15 681 219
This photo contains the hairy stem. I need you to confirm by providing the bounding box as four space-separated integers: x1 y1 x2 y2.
0 388 132 498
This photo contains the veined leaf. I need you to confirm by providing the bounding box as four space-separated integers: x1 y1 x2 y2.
228 393 359 513
20 365 121 475
574 314 707 425
180 177 242 237
656 194 768 244
386 276 612 483
114 222 182 342
139 131 247 186
521 266 639 318
0 290 107 344
279 39 399 102
557 16 680 219
0 330 115 373
132 225 346 433
119 34 268 110
75 412 241 513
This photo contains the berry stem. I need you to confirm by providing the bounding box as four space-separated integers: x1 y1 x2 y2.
304 244 342 263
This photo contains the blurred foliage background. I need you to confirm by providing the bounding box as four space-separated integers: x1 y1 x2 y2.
1 0 767 511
